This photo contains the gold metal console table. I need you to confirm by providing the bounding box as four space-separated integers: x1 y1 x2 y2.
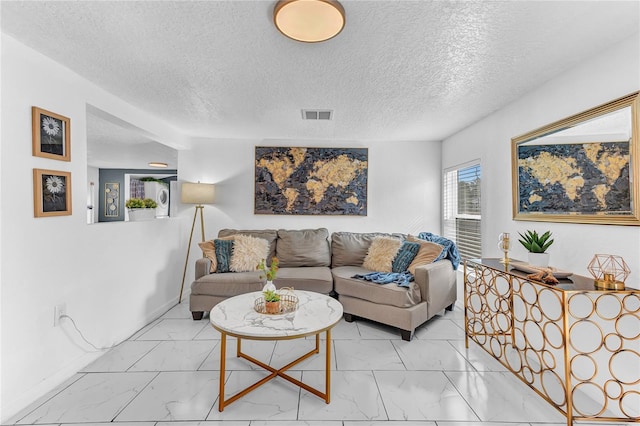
464 258 639 426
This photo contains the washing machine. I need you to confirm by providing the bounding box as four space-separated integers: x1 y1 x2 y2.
144 181 170 217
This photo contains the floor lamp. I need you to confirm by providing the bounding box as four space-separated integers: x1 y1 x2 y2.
179 182 215 303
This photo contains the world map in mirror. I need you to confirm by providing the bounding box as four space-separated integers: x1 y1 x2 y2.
517 141 630 214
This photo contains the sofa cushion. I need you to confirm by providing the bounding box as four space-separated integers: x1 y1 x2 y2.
407 235 445 274
274 267 333 294
332 266 421 308
218 229 278 264
230 234 269 272
214 239 234 273
362 236 402 272
391 241 420 272
191 271 263 298
276 228 331 267
330 232 406 267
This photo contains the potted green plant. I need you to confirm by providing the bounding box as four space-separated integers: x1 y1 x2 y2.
518 230 554 267
125 197 158 221
263 289 281 314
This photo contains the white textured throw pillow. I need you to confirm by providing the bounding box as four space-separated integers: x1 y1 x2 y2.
230 234 269 272
362 236 403 272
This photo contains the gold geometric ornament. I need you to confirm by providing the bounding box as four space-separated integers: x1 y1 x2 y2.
587 254 630 290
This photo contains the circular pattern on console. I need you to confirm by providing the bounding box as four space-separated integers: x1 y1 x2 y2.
524 347 543 374
569 320 603 354
604 332 623 352
530 304 544 323
520 281 538 305
573 382 606 417
568 293 595 320
523 320 545 351
468 293 484 313
489 336 503 358
595 293 623 320
513 327 527 350
543 321 564 349
493 312 511 333
619 390 640 418
492 274 511 296
622 294 640 313
605 379 623 400
512 294 528 322
571 354 597 382
541 369 566 406
616 313 640 340
537 288 563 321
541 349 557 370
610 350 640 385
505 347 523 372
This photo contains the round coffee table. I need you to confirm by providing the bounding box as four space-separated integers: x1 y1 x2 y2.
210 290 343 411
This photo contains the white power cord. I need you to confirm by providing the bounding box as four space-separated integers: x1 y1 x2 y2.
59 314 118 352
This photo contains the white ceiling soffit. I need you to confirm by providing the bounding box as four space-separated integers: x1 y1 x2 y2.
86 108 178 170
2 1 639 142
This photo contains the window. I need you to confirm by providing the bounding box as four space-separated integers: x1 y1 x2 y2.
443 161 481 260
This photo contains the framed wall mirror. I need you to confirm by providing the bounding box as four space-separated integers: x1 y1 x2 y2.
512 91 639 226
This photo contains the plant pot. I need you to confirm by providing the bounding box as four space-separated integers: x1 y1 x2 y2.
528 252 550 268
128 208 156 221
265 301 281 314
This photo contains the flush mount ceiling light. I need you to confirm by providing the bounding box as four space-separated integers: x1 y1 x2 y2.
274 0 345 43
148 162 168 168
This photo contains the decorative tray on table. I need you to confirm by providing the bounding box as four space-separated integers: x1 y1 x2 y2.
510 261 573 278
254 291 299 315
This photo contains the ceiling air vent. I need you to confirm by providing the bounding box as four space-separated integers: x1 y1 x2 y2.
302 109 333 120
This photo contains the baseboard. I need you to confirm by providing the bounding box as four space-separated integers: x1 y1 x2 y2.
1 295 181 423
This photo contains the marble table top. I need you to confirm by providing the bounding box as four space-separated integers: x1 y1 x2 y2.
210 290 343 339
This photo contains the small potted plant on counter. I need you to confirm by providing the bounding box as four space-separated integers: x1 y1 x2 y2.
518 230 554 267
125 197 158 221
263 289 281 314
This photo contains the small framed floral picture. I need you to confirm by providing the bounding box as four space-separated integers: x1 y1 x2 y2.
32 107 71 161
33 168 72 218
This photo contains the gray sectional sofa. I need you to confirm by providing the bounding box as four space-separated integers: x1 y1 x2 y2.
189 228 457 341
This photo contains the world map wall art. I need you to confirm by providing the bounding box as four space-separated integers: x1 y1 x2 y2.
255 147 368 215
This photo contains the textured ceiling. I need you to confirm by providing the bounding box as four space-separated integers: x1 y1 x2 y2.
2 0 639 154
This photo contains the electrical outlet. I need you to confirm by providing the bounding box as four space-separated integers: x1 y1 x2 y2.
54 303 66 326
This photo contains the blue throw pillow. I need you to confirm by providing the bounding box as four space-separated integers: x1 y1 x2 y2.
391 241 420 273
214 239 234 273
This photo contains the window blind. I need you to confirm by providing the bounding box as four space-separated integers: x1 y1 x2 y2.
443 162 481 261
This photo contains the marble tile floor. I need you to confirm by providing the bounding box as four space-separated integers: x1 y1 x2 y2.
4 302 610 426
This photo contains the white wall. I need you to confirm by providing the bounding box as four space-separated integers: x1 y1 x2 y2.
178 137 443 244
0 36 187 420
443 34 640 288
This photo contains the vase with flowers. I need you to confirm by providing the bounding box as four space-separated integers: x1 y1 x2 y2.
257 257 279 292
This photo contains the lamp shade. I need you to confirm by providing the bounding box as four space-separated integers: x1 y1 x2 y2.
181 182 215 205
274 0 345 43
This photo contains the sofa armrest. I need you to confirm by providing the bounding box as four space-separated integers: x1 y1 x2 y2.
195 258 212 280
413 259 457 313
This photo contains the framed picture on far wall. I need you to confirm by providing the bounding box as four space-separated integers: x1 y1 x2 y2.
33 168 72 218
32 107 71 161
